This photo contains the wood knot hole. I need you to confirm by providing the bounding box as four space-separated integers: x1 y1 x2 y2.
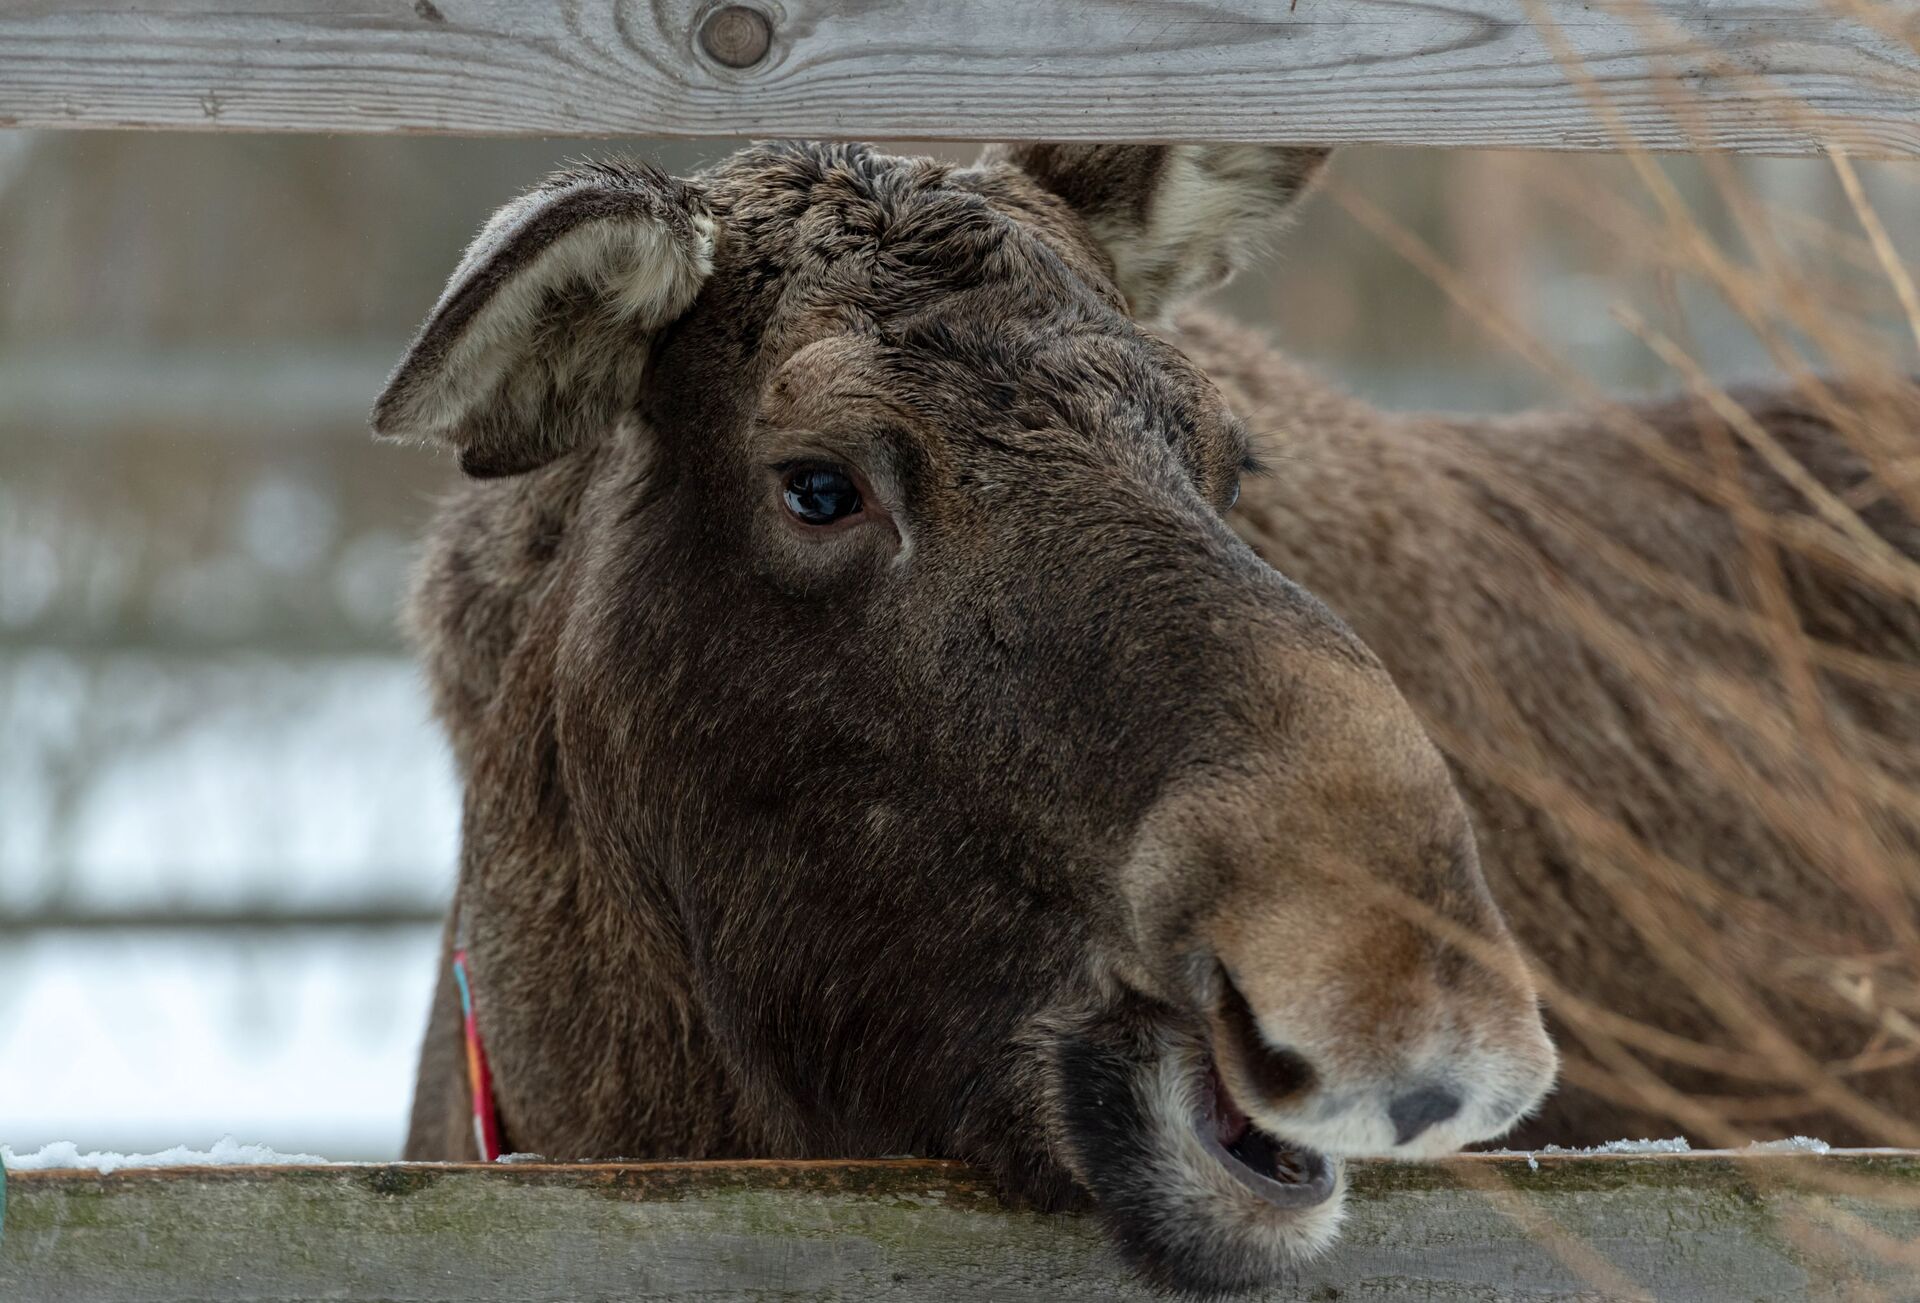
699 5 773 70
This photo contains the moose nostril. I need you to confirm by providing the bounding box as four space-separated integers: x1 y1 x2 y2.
1389 1086 1461 1145
1216 966 1317 1101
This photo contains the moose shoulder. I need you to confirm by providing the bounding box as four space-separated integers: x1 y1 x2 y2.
376 142 1918 1294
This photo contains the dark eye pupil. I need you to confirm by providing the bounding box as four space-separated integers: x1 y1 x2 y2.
784 467 861 525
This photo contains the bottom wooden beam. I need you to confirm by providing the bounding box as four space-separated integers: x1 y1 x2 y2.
3 1152 1917 1301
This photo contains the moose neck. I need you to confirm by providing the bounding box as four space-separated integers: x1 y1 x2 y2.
409 451 759 1162
478 880 743 1161
453 700 757 1162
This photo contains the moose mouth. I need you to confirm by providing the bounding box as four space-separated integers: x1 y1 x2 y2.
1195 1056 1336 1209
1046 1011 1347 1293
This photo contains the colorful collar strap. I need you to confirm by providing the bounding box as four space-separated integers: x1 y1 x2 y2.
451 941 503 1162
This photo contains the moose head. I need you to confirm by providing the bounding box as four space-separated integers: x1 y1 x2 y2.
377 141 1557 1293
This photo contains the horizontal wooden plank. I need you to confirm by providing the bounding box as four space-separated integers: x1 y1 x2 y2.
1 2 1917 154
3 1152 1918 1300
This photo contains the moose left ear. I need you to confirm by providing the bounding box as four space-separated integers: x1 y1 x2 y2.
979 144 1329 322
373 161 717 477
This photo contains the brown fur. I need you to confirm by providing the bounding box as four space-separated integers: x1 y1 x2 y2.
380 141 1916 1291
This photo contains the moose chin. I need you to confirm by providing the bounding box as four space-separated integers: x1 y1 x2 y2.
376 141 1917 1294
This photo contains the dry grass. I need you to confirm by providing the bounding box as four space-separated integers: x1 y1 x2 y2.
1310 2 1920 1288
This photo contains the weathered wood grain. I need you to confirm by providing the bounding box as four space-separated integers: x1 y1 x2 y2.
0 2 1917 154
3 1152 1918 1301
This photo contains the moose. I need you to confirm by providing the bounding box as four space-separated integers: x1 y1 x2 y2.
375 141 1918 1294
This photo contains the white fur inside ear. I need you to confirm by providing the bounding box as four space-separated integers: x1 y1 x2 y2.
385 190 715 447
438 210 711 437
1094 145 1307 322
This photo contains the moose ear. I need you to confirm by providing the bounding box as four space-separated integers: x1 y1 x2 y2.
979 144 1328 321
372 161 717 477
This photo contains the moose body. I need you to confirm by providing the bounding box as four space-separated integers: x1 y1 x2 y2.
381 142 1917 1293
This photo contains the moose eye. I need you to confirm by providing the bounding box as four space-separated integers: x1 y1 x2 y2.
782 465 863 527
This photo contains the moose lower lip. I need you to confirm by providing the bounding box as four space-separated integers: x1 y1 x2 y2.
1196 1059 1337 1209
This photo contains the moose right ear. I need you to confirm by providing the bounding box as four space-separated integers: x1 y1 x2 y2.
372 161 717 477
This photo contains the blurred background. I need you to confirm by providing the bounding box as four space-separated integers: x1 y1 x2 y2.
2 133 1915 1158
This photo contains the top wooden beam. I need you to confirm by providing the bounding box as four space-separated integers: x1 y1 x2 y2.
1 2 1918 155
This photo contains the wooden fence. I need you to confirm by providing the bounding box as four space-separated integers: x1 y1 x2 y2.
1 2 1918 155
4 1152 1920 1301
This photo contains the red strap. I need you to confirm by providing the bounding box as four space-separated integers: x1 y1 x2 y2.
451 948 503 1162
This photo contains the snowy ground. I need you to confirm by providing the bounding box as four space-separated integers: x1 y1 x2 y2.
1 929 439 1158
0 655 456 1158
0 652 460 912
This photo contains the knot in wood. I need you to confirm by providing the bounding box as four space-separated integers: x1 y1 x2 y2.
699 5 773 70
